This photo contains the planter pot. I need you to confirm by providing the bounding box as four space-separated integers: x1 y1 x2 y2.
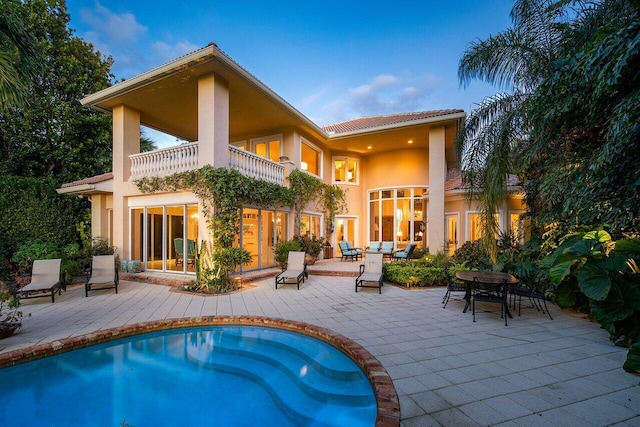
304 254 317 265
0 322 20 339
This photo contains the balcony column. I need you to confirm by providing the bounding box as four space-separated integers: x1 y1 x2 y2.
427 125 446 254
198 72 229 169
112 105 140 259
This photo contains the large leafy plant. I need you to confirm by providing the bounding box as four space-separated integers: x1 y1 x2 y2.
548 229 640 373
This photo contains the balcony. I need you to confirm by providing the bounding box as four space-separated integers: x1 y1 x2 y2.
129 143 285 186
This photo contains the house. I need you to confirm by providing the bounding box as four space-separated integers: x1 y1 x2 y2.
58 44 527 274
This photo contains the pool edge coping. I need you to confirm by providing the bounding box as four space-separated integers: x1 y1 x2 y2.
0 316 400 427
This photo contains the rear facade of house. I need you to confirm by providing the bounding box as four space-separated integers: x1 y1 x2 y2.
59 44 527 275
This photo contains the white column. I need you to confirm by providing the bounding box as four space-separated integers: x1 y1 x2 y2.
427 126 446 254
198 73 229 169
112 105 140 259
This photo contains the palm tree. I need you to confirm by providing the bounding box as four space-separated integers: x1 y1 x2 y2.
0 0 39 111
456 0 573 261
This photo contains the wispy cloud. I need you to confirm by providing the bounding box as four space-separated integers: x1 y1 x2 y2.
315 73 442 125
76 2 196 79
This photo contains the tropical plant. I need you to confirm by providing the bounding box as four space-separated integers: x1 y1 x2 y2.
547 229 640 373
524 0 640 232
0 0 39 110
457 0 572 261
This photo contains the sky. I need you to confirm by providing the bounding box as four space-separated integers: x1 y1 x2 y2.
66 0 515 148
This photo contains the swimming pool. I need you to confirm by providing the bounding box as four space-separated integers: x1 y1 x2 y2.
0 322 381 426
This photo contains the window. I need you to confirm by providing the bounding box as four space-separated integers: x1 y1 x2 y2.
301 139 321 176
333 157 358 184
468 213 500 242
369 188 427 249
251 135 282 163
509 211 530 244
300 213 321 238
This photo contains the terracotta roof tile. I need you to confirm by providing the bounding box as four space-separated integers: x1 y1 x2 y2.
323 110 464 134
60 172 113 188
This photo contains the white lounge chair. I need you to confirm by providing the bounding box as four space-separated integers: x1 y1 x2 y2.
86 254 119 297
355 252 384 294
17 259 64 303
275 251 308 290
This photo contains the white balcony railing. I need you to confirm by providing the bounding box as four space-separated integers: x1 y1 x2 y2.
228 145 285 185
130 142 199 180
129 143 285 186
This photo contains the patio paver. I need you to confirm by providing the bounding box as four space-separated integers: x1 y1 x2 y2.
1 264 638 426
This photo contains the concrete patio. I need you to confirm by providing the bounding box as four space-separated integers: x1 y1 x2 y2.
1 259 638 426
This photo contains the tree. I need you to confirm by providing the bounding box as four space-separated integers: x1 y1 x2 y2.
457 0 572 260
525 0 640 233
0 0 114 185
0 0 39 111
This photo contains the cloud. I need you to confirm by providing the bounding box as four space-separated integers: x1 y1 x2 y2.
76 2 195 79
79 2 147 46
316 73 443 125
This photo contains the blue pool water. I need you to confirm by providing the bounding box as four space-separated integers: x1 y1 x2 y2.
0 326 376 426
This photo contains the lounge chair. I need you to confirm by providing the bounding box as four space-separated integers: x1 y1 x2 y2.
16 259 64 303
393 243 417 260
380 241 394 259
275 251 308 290
86 254 119 297
367 242 381 252
355 252 384 293
338 241 362 262
175 238 197 266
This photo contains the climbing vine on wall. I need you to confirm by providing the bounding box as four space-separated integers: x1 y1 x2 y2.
136 166 347 288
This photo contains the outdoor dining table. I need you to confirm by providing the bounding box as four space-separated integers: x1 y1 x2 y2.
455 270 519 317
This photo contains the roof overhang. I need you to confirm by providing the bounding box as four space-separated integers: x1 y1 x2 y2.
81 44 327 142
324 112 465 154
56 180 113 196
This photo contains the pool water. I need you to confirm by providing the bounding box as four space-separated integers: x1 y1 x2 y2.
0 326 377 426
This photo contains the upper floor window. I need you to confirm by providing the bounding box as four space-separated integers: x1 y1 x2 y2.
251 135 282 163
301 139 321 177
333 157 358 184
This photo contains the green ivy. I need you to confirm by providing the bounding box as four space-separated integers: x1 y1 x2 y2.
136 166 347 288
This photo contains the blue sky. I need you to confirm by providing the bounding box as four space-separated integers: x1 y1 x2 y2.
66 0 514 147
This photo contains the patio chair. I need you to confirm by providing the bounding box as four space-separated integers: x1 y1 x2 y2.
380 241 394 259
175 238 197 266
355 252 384 293
367 241 381 252
392 243 416 261
275 251 308 290
472 278 510 326
442 268 467 308
338 241 362 262
86 254 119 297
510 283 553 320
16 259 64 303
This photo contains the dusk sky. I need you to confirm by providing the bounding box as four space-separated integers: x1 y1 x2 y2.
66 1 515 147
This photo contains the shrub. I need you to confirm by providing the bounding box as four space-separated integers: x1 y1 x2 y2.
383 260 448 287
293 235 325 258
452 241 491 269
11 239 60 275
274 239 302 264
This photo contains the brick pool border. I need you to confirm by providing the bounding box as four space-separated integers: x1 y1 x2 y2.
0 316 400 426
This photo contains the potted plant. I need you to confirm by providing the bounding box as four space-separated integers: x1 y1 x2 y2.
0 287 26 339
293 235 325 265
